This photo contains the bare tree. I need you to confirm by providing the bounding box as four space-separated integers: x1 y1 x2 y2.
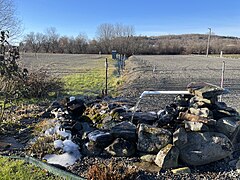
0 0 22 40
44 27 59 53
23 32 44 55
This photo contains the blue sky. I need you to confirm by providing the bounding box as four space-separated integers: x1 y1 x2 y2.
15 0 240 39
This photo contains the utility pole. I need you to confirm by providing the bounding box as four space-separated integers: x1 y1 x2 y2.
206 28 211 57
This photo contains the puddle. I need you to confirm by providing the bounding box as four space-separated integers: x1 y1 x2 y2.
0 136 24 150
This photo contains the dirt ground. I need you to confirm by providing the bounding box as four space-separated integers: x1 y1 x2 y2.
119 55 240 112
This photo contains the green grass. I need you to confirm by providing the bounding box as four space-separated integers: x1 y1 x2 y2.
62 57 122 96
0 156 61 180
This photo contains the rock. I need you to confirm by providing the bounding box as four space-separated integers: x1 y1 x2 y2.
173 127 188 147
156 104 179 126
216 117 240 137
105 138 135 157
189 107 211 118
67 99 86 119
140 154 157 163
121 112 157 125
154 144 179 169
134 162 161 173
184 121 209 132
171 167 191 174
72 122 82 132
236 158 240 173
87 130 113 148
179 112 216 125
110 121 137 141
82 141 103 156
110 107 128 116
137 124 172 153
187 82 229 99
179 132 233 166
212 108 239 119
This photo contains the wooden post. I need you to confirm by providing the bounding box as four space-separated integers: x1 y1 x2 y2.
105 58 108 96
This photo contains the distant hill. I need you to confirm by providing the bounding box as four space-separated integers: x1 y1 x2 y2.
132 34 240 55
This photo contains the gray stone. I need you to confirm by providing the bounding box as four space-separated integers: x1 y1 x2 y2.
134 162 161 173
184 121 209 132
137 124 172 153
140 154 157 163
173 127 188 148
121 112 157 125
87 130 113 148
110 121 137 141
187 82 229 99
179 132 233 166
216 117 240 137
82 141 102 156
236 158 240 173
154 144 179 169
105 138 135 157
189 107 211 118
213 109 239 119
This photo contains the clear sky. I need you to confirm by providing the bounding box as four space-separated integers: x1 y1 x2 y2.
15 0 240 39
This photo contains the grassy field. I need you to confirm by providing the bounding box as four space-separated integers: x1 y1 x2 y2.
0 156 60 180
19 53 122 97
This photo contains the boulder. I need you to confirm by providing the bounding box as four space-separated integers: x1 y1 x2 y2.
184 121 209 132
105 138 135 157
120 112 157 125
216 117 240 137
110 121 137 141
137 124 172 153
189 107 211 118
140 154 157 163
179 132 233 166
173 127 188 147
82 141 103 156
154 144 179 169
67 99 86 119
134 162 161 173
87 130 113 148
187 82 229 99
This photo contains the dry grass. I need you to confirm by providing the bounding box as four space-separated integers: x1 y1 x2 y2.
87 161 138 180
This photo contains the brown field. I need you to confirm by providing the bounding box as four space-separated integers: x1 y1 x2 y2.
18 53 240 110
120 55 240 111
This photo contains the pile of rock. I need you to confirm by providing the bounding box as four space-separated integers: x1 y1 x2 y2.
33 82 240 172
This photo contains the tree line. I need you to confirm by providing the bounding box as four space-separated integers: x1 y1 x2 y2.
1 0 240 56
21 28 240 56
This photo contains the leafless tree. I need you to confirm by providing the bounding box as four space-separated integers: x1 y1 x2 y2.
0 0 22 40
23 32 44 54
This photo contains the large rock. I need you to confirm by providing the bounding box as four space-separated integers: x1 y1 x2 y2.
189 107 211 118
184 121 209 132
120 112 157 125
140 154 157 163
87 130 113 148
187 82 229 99
154 144 179 169
216 117 240 137
179 132 233 166
137 124 172 153
173 127 188 147
110 121 137 141
105 138 135 157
